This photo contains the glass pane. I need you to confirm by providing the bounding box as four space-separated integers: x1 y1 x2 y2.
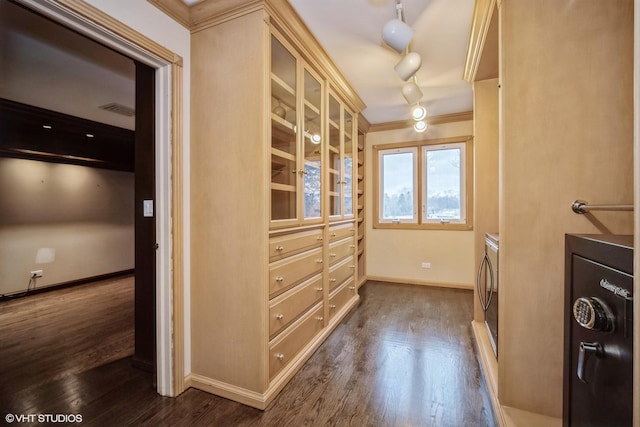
271 154 295 186
304 161 321 218
329 154 341 216
329 94 341 216
425 148 462 220
382 152 415 220
328 94 341 153
343 110 353 216
303 70 322 220
272 189 296 220
271 35 297 222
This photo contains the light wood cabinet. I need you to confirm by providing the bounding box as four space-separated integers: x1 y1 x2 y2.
190 1 365 410
464 0 633 423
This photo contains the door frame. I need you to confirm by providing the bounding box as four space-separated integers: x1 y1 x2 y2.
634 1 639 425
16 0 185 397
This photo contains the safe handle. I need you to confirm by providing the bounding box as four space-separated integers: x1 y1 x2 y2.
577 341 603 383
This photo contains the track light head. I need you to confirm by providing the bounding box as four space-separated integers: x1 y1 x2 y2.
382 18 414 53
410 104 427 121
402 81 423 104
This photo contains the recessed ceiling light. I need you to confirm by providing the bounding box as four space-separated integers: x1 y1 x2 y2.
42 125 52 129
86 134 94 138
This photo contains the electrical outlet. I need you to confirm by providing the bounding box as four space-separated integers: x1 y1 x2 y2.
421 262 431 269
31 270 43 278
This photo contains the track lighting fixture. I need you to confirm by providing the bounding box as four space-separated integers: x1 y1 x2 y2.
381 0 427 132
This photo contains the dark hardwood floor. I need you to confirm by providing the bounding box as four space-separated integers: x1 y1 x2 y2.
0 279 495 426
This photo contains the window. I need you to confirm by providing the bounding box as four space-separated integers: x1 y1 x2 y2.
377 147 418 223
373 136 473 230
423 142 466 224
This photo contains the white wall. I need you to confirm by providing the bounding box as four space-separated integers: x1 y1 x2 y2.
365 120 475 288
0 158 134 294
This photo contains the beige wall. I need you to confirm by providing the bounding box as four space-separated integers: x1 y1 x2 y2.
0 157 134 295
365 120 475 288
499 0 634 417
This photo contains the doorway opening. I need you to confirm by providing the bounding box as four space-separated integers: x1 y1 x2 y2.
0 0 180 397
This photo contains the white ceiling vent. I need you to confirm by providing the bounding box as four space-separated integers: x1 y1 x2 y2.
99 103 135 117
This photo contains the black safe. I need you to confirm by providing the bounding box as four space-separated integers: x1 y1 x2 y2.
564 234 633 426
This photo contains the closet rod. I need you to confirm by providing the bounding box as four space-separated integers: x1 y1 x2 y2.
571 200 634 214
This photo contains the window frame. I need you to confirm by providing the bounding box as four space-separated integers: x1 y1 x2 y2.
373 136 473 231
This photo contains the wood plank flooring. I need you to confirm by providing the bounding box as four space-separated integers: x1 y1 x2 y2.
0 279 495 426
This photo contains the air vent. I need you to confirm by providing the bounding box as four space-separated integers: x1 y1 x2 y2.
99 103 135 117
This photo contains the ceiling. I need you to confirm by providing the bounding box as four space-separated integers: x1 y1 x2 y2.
0 0 136 130
289 0 475 125
0 0 474 129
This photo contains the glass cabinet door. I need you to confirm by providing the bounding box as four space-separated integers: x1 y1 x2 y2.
302 68 323 221
270 35 298 223
343 108 354 217
328 93 342 217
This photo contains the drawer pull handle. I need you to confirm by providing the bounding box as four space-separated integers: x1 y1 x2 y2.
316 236 323 241
316 259 323 264
275 246 284 252
349 286 356 290
349 228 355 232
315 287 323 291
275 353 285 361
330 233 337 237
275 276 284 282
349 245 355 249
275 314 284 320
349 265 356 269
329 304 336 310
330 253 337 257
316 316 324 321
329 278 337 282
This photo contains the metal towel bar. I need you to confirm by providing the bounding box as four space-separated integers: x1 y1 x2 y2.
571 200 633 214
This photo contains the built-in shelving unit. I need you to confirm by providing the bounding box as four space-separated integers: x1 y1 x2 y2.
356 129 366 287
189 0 366 411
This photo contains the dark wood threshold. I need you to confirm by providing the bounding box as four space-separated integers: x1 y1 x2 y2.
131 356 156 373
0 269 134 301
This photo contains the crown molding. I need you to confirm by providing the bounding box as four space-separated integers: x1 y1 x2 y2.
147 0 366 113
147 0 191 28
368 111 473 133
462 0 498 83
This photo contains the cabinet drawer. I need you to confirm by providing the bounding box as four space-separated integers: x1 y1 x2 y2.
329 279 356 321
328 256 355 292
269 304 324 379
328 237 355 265
269 228 323 261
328 223 355 242
269 247 323 297
269 274 323 338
